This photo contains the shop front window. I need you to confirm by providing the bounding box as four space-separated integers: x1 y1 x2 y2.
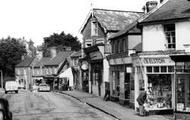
147 66 152 73
161 66 167 72
145 74 172 110
168 66 174 72
146 66 174 74
153 66 159 73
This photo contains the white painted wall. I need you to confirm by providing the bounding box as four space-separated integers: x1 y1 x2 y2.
143 24 166 51
176 21 190 51
143 21 190 52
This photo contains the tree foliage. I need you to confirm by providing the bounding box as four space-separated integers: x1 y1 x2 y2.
0 37 27 76
41 32 81 57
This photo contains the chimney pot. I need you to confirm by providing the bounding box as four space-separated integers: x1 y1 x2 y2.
145 1 158 13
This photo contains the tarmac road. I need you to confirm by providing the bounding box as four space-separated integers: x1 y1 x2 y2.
1 90 116 120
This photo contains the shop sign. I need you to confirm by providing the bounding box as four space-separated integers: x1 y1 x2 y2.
81 61 88 70
142 57 174 65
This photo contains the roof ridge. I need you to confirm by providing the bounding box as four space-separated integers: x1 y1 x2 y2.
93 8 143 13
138 0 169 23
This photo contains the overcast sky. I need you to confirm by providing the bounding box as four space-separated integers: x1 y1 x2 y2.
0 0 154 46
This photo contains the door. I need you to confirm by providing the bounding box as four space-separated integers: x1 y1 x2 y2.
176 75 190 111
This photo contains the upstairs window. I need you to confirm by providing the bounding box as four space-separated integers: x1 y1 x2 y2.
164 24 176 50
91 20 98 36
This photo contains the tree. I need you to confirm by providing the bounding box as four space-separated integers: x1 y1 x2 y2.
41 32 81 57
0 37 27 77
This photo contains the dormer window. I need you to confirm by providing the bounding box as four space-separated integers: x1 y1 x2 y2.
91 20 98 36
164 24 176 50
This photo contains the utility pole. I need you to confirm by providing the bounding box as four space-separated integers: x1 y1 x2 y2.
0 70 3 88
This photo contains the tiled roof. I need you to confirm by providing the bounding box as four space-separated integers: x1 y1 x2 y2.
16 57 34 67
81 8 143 32
44 51 73 66
70 51 82 58
34 57 51 67
94 9 143 31
141 0 190 23
109 21 141 39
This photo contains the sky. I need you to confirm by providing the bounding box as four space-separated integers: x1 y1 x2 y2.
0 0 154 46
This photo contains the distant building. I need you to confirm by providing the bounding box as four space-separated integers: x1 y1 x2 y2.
15 56 36 90
32 47 73 90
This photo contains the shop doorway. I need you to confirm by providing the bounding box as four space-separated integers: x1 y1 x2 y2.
91 63 103 96
125 73 130 101
176 74 190 111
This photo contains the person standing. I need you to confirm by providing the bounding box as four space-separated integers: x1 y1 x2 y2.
136 91 147 116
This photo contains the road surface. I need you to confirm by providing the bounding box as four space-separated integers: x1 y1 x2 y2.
1 90 116 120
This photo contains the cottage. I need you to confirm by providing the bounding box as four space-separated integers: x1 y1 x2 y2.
80 8 143 97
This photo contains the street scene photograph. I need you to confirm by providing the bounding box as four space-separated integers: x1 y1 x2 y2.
0 0 190 120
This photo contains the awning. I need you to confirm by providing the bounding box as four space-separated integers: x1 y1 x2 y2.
59 67 73 87
170 54 190 62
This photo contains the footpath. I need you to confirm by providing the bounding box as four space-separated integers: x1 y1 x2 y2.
59 90 173 120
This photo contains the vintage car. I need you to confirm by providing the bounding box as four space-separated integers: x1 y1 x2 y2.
5 81 18 94
38 84 50 92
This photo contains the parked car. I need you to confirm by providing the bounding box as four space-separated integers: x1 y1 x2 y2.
5 81 18 94
38 84 50 92
0 98 12 120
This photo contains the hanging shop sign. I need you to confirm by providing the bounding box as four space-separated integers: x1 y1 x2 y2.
81 61 88 70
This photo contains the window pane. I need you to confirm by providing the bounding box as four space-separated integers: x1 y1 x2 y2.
161 66 167 72
153 66 159 72
168 66 174 72
147 67 152 73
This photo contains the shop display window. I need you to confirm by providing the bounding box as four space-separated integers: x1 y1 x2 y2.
145 74 172 110
153 66 159 73
161 66 167 72
146 66 174 73
168 66 174 72
147 67 152 73
176 76 190 112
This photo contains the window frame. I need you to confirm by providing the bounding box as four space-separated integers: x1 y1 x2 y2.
164 24 176 50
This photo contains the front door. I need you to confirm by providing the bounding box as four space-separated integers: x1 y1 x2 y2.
176 74 190 111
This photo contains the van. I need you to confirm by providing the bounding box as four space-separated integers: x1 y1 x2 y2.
5 81 18 94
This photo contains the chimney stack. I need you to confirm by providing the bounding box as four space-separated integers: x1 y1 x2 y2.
143 1 158 13
50 47 57 58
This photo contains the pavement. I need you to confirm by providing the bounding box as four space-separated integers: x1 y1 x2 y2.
59 90 174 120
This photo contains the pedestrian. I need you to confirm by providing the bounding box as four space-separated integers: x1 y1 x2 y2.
104 82 110 101
136 91 147 116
